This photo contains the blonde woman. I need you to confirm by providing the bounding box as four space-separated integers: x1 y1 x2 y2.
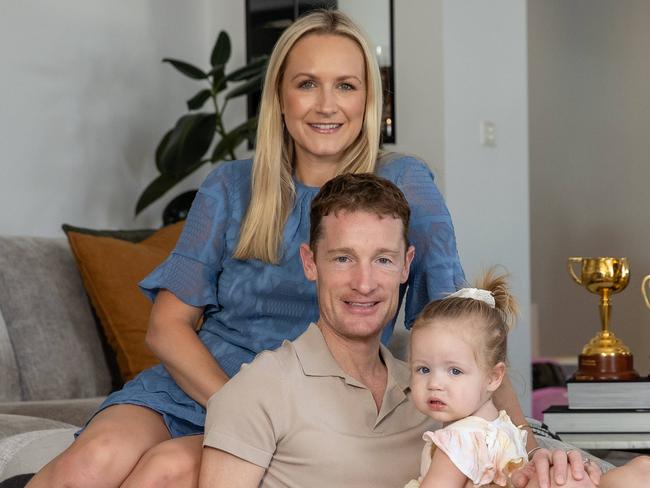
27 9 463 488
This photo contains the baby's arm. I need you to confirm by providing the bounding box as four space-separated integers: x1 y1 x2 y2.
420 448 468 488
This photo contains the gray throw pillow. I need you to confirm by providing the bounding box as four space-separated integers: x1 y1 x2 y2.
0 237 112 401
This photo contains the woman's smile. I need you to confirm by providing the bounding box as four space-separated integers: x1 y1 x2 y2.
308 122 344 133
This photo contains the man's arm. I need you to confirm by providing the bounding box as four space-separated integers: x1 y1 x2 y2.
199 446 265 488
201 350 287 487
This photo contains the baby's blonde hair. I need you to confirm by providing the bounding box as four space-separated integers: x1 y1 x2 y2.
412 268 518 369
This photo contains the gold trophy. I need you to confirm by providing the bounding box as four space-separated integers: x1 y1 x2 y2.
567 257 639 380
643 275 650 310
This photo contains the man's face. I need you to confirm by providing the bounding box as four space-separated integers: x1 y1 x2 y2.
300 210 414 342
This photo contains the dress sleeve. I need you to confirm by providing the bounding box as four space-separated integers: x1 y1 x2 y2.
398 158 465 327
139 167 232 309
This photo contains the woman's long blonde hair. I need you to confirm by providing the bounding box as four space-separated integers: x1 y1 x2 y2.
234 9 383 263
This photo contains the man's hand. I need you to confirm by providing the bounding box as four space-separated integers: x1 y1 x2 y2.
510 449 601 488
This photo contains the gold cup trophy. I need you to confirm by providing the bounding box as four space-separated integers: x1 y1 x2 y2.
567 257 639 380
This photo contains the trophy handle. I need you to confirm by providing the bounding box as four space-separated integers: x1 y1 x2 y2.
567 257 583 285
642 275 650 309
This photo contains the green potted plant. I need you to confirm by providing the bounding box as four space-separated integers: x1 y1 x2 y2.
135 31 267 222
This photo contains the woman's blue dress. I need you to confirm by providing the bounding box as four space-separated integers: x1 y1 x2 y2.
97 156 465 437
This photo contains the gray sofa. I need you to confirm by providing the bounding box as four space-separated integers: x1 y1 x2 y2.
0 236 114 480
0 236 615 482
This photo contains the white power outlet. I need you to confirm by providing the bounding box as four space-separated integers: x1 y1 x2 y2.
480 121 497 147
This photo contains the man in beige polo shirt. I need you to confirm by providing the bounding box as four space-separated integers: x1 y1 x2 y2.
199 173 430 487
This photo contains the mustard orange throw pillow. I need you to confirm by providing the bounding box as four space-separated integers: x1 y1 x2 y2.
65 222 183 381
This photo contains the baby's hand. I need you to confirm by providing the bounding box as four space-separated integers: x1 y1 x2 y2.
510 462 537 487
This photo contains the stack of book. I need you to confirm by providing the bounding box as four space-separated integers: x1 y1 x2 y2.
543 378 650 449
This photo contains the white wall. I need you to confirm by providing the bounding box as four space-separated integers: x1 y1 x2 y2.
0 1 247 237
392 0 532 412
339 0 392 65
391 0 445 187
0 0 533 410
529 0 650 374
442 0 532 412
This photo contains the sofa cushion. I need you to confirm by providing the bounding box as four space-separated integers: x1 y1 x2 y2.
0 397 105 428
0 237 112 402
0 414 74 441
61 224 155 243
0 425 76 482
64 222 183 381
61 224 159 390
0 309 20 402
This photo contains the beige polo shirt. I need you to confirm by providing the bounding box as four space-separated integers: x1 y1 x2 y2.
204 323 439 488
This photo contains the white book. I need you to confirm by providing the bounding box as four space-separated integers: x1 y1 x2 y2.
558 432 650 450
567 379 650 409
543 405 650 433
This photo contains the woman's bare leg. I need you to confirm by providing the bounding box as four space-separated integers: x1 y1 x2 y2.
598 455 650 488
26 405 171 488
522 455 650 488
122 434 204 488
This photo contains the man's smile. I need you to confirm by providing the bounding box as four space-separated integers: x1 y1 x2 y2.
341 298 381 313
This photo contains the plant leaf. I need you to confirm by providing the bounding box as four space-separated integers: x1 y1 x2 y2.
211 65 227 93
187 89 212 110
224 56 268 82
225 73 264 100
211 132 245 163
155 129 173 173
159 113 217 177
210 31 231 67
135 160 205 215
211 117 258 162
162 58 207 80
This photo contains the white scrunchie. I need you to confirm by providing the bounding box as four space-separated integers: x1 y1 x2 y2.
447 287 495 308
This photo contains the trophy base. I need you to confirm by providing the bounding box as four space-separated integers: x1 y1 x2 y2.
574 353 640 381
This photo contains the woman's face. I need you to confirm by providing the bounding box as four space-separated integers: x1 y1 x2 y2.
280 33 366 178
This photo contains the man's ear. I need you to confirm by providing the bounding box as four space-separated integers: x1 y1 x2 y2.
400 245 416 283
300 243 317 282
487 362 506 392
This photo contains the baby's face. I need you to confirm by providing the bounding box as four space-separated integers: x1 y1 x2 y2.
409 320 495 425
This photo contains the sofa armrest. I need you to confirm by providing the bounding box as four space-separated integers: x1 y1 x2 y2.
0 397 105 428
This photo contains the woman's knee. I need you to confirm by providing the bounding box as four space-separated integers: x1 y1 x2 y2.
50 430 139 487
624 455 650 476
131 438 202 487
598 455 650 488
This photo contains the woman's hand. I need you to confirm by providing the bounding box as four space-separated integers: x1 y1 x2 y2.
510 449 601 488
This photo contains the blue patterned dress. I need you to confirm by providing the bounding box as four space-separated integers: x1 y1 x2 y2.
97 156 465 437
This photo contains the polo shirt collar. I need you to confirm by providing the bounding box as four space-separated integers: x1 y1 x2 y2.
294 323 411 393
294 323 344 378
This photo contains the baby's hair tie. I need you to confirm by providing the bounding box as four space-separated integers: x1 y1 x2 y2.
447 287 495 308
